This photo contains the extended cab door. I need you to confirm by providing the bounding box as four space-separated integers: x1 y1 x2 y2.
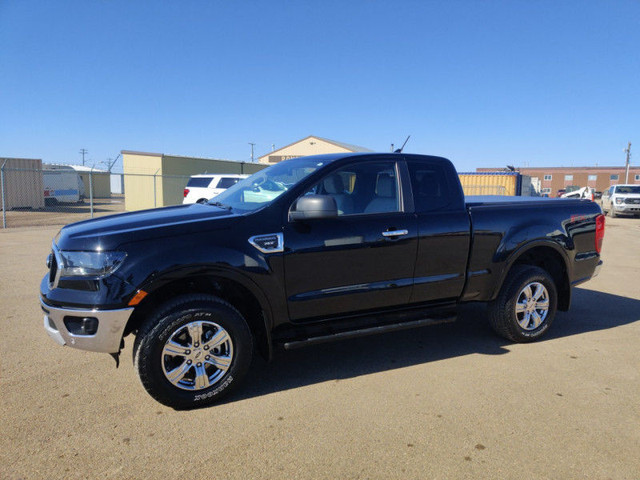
403 157 471 303
283 159 418 321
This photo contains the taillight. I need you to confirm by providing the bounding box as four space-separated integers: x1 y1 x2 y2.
595 214 605 254
183 188 189 198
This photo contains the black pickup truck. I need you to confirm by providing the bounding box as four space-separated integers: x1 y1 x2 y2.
41 153 605 408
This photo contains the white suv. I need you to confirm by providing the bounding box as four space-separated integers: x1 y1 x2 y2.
183 174 248 204
601 184 640 218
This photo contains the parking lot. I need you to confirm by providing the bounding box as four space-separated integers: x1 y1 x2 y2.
1 217 639 479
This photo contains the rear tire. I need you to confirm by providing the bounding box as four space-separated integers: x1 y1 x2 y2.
133 294 253 409
488 265 558 343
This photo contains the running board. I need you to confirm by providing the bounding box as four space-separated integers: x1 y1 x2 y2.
282 316 456 350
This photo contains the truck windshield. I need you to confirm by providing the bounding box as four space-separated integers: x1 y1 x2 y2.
615 186 640 194
210 157 328 212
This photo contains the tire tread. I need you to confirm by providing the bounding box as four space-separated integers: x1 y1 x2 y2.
133 293 252 409
488 265 557 343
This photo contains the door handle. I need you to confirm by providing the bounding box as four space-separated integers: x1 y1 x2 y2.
382 229 408 237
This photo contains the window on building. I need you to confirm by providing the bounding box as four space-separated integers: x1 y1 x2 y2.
610 174 619 181
564 175 573 181
543 175 552 181
542 188 551 194
635 174 640 181
588 175 597 181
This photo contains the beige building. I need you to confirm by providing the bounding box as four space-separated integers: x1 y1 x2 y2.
70 165 112 198
258 135 372 164
122 150 267 211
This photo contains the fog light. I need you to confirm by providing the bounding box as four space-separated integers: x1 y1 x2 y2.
63 316 99 335
47 316 58 331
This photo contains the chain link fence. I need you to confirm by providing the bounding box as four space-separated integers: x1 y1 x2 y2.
0 168 511 228
1 165 192 229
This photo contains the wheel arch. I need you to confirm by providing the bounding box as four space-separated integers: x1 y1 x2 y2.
495 241 571 311
125 270 274 360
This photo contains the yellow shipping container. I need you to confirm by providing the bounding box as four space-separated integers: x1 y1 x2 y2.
458 173 519 196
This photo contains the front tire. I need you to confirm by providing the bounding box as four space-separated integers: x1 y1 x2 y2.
133 294 253 409
488 265 558 343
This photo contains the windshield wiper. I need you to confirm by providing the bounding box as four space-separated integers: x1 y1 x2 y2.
208 201 232 210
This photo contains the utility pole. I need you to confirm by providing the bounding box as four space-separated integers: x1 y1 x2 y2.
249 142 256 162
624 142 631 183
80 148 88 166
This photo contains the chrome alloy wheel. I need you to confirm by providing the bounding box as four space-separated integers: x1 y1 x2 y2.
515 282 550 330
161 320 233 391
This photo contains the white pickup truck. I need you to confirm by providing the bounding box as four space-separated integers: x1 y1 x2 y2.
601 184 640 217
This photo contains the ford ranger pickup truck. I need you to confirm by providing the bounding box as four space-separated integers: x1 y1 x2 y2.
41 153 605 408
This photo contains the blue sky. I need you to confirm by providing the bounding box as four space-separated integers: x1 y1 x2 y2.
1 0 638 172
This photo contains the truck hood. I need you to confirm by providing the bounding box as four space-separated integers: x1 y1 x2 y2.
56 203 241 251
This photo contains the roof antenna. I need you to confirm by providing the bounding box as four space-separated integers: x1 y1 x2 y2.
394 135 410 153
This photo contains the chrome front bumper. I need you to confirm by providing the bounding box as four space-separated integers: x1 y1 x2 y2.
41 299 134 353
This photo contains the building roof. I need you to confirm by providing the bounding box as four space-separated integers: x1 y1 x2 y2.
68 165 109 173
259 135 372 160
121 150 247 164
313 136 372 153
44 163 108 173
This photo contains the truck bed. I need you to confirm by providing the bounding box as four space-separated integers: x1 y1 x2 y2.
465 195 588 207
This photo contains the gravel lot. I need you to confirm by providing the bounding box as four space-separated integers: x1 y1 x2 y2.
2 196 125 228
1 216 639 479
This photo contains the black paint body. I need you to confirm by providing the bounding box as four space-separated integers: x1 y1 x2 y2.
40 153 603 351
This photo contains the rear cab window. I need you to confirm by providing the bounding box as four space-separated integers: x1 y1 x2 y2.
406 161 453 211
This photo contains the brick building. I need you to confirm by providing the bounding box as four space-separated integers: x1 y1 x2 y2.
477 166 640 196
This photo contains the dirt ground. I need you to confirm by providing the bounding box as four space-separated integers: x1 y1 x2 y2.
1 216 639 479
2 195 126 228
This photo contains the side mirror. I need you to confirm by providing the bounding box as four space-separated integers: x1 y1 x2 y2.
290 195 338 221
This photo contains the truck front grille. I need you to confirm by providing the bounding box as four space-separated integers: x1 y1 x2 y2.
624 198 640 205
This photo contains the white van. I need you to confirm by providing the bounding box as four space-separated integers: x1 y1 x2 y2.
183 174 248 204
43 166 82 205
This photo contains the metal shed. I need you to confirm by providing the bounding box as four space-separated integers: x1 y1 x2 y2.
1 158 45 210
69 165 112 198
122 151 267 211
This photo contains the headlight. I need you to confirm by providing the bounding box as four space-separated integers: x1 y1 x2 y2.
59 251 126 278
615 198 624 204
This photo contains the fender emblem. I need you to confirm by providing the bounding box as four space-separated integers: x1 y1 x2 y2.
248 233 284 254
